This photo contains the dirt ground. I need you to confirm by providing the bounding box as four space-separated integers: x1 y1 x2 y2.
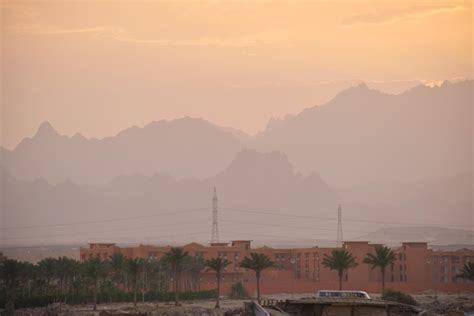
10 292 474 315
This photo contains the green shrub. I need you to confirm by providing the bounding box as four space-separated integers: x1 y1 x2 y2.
0 290 217 308
381 289 418 306
228 281 249 299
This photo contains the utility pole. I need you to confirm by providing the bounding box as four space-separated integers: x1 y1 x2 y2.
337 204 343 248
211 187 219 243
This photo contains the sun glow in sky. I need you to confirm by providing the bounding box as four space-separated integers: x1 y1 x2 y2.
1 0 472 148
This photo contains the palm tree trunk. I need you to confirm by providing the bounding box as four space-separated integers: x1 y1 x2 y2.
338 271 343 290
5 285 15 316
133 280 137 308
256 271 261 304
381 267 385 292
215 271 220 308
142 271 146 303
125 273 129 292
175 270 179 306
93 278 98 311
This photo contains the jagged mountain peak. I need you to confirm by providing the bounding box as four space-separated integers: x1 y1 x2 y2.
35 121 59 138
331 81 384 101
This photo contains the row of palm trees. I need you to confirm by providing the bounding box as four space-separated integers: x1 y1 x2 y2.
0 251 204 313
0 248 273 313
162 248 274 307
321 246 395 291
2 246 474 313
322 245 474 292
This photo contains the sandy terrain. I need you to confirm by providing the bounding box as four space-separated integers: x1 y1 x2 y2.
10 292 474 315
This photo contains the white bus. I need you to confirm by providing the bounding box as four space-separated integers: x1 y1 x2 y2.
316 290 371 299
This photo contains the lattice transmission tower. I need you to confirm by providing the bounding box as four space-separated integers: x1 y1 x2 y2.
337 204 343 248
211 187 219 243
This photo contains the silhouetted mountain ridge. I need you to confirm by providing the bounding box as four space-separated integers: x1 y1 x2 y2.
1 117 244 185
1 149 339 246
252 80 473 187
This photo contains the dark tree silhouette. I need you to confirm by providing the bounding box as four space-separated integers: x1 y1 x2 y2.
127 258 145 307
240 253 275 304
83 257 106 311
363 245 396 291
456 262 474 281
163 247 189 306
0 258 23 315
205 257 231 308
322 249 358 290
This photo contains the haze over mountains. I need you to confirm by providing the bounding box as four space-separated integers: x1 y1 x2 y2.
1 81 472 246
1 150 339 246
0 117 244 184
253 80 473 187
1 81 472 187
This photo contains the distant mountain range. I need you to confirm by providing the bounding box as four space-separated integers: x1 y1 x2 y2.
1 80 472 246
1 80 472 188
0 117 244 184
1 150 340 246
252 80 473 187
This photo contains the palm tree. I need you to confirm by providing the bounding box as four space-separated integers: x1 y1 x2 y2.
322 249 358 290
163 247 189 306
239 253 275 304
456 262 474 281
127 258 145 307
205 257 231 308
38 257 58 292
363 245 396 291
109 253 127 291
17 261 36 299
83 257 106 311
0 258 23 315
183 256 205 291
56 257 80 298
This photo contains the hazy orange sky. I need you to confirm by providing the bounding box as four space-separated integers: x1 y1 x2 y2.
1 0 472 149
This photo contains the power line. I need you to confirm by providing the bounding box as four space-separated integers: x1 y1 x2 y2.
337 204 343 247
221 207 472 229
1 220 209 241
0 207 208 230
2 205 471 234
218 219 368 234
4 216 468 243
222 230 334 242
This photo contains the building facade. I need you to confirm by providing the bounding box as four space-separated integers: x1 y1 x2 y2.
80 240 474 294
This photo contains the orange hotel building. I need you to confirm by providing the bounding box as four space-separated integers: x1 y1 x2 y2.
80 240 474 294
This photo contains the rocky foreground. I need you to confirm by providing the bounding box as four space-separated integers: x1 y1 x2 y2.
10 293 474 316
